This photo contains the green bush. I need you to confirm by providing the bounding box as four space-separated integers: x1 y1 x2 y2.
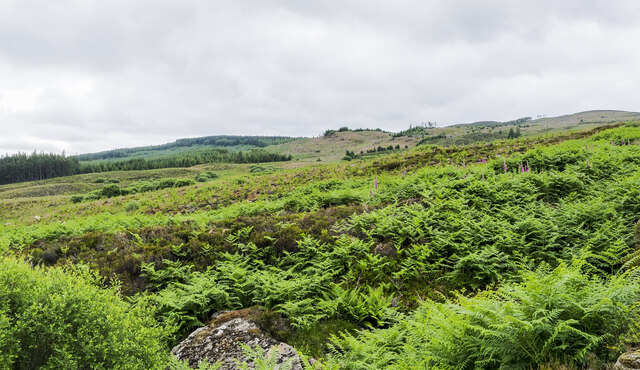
70 195 84 203
157 178 177 189
0 256 169 369
174 178 196 187
123 200 140 212
195 171 219 182
101 184 122 197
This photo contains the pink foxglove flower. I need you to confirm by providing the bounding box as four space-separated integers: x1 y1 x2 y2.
374 178 378 189
586 159 590 169
503 159 508 173
622 138 625 145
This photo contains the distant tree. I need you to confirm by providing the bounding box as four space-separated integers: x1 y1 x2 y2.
507 128 515 139
515 126 521 138
0 152 79 185
323 129 336 137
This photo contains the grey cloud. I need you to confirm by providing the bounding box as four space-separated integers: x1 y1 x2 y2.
0 0 639 153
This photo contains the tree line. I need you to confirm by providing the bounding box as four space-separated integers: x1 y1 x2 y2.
0 152 79 185
0 148 292 185
75 135 296 161
78 148 292 173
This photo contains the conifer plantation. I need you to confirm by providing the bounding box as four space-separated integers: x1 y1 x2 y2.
0 152 79 185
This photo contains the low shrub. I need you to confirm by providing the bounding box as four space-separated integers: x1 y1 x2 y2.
195 171 218 182
0 256 169 369
70 195 84 203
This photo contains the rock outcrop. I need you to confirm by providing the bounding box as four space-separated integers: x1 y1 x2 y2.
615 349 640 369
171 309 304 369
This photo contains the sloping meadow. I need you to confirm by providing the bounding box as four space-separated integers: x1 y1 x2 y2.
2 124 640 367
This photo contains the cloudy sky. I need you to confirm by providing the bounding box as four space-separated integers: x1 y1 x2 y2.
1 1 639 154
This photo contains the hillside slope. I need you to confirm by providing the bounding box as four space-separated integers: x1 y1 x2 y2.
271 110 640 160
269 130 418 162
60 110 640 166
529 109 640 129
419 109 640 146
3 122 640 367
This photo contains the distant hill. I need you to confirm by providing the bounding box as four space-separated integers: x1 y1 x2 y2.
269 110 640 160
269 129 420 162
454 110 640 129
527 110 640 129
67 110 640 165
74 135 299 162
404 110 640 147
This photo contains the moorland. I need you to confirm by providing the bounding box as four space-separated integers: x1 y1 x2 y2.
2 110 640 369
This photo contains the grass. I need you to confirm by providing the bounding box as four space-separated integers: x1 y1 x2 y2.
2 118 640 368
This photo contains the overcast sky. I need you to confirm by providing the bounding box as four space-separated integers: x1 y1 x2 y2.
1 1 639 154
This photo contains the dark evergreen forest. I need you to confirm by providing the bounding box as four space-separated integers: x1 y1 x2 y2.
78 148 292 173
74 135 295 161
0 152 79 185
0 148 291 185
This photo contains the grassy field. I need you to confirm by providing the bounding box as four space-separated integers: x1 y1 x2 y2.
2 113 640 368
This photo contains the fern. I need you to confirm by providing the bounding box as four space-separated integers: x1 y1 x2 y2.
327 260 640 369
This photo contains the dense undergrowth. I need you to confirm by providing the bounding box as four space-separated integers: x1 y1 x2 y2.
2 123 640 367
0 257 169 369
326 260 640 369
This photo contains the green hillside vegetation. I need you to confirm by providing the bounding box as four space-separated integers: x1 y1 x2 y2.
78 148 292 173
271 111 639 162
2 116 640 367
0 148 291 186
2 110 630 187
74 135 298 161
0 257 169 368
403 110 640 147
271 129 419 162
0 151 79 185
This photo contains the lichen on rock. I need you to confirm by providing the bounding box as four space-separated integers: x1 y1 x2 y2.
171 309 305 369
615 349 640 369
